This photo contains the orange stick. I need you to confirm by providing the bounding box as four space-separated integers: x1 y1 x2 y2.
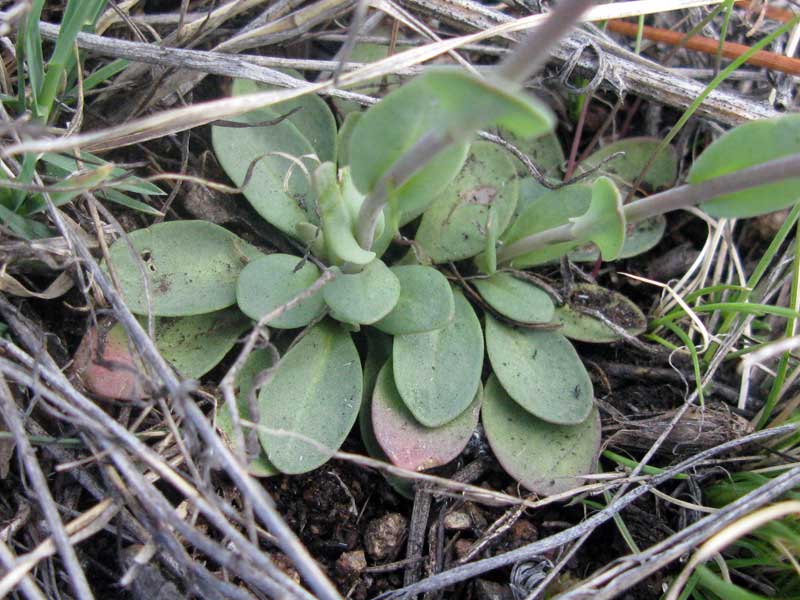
606 18 800 76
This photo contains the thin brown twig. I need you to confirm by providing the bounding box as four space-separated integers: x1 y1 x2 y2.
607 18 800 76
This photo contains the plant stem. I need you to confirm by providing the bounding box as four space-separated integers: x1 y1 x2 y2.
356 130 452 251
355 0 596 251
496 0 596 83
497 152 800 265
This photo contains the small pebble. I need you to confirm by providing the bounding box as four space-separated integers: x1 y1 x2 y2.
443 511 472 531
335 550 367 578
364 513 407 560
511 519 538 544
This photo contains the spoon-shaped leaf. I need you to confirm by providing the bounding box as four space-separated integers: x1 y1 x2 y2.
259 320 362 474
231 78 337 164
393 289 483 427
578 137 678 191
688 114 800 218
72 318 143 401
569 176 626 261
415 142 518 263
482 375 601 496
552 283 646 343
418 69 555 139
332 42 405 115
349 76 470 226
372 361 481 471
323 259 400 325
485 315 593 425
154 308 251 377
499 184 591 268
514 177 553 218
373 265 455 335
337 112 362 167
497 127 564 179
569 215 666 262
236 253 326 329
211 97 320 239
357 330 415 498
473 272 554 324
106 220 262 317
216 349 278 477
73 308 250 399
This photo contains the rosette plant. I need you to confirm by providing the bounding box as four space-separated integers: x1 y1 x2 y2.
81 28 800 496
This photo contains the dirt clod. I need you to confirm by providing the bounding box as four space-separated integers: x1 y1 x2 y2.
443 510 472 531
335 549 367 578
364 512 408 560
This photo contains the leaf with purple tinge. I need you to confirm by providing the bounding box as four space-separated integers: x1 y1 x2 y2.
372 361 480 472
72 317 143 401
482 375 601 496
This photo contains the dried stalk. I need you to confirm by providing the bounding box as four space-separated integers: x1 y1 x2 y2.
0 375 95 600
372 424 798 598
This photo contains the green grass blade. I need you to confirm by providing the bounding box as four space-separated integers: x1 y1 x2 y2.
37 0 108 119
97 189 164 216
21 0 46 114
72 58 130 96
759 218 800 428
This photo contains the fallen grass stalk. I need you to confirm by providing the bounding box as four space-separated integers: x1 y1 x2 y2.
5 0 753 158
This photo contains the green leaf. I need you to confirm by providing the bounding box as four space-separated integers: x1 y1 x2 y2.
372 361 481 471
373 265 455 335
482 375 601 496
216 349 279 477
106 220 262 316
323 259 400 325
552 283 647 343
418 69 555 139
497 127 564 179
392 289 483 427
349 76 470 226
232 78 337 163
513 177 553 218
473 272 554 324
485 315 593 425
499 183 591 268
569 176 626 261
154 308 251 378
259 320 362 474
332 42 405 115
578 137 678 191
236 253 326 329
337 112 362 167
688 114 800 218
415 141 518 263
211 94 319 239
569 215 666 262
316 162 376 266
